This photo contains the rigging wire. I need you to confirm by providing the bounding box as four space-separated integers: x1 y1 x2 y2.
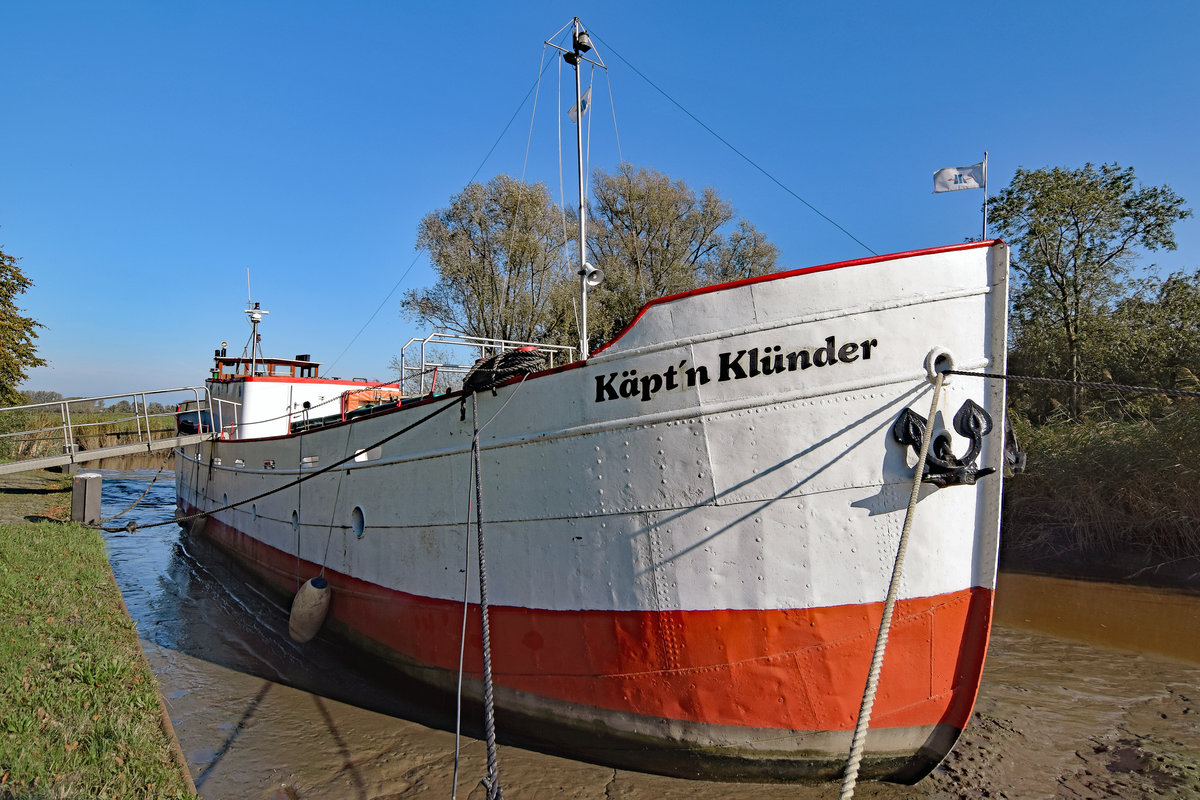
468 56 558 187
588 30 877 257
334 22 872 370
329 56 558 372
557 51 569 258
604 67 624 165
326 251 423 371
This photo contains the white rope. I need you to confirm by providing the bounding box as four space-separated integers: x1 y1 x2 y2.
839 371 944 799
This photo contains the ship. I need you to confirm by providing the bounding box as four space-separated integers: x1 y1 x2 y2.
175 238 1008 783
174 17 1009 786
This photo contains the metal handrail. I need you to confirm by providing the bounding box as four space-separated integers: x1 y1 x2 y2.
399 331 576 395
0 386 237 462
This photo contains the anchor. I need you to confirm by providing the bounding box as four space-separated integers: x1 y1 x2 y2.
892 399 997 487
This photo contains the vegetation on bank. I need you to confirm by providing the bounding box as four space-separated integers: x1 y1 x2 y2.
988 163 1199 581
0 407 179 464
1002 403 1200 586
0 473 194 800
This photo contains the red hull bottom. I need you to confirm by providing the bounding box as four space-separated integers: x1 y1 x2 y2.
182 504 994 783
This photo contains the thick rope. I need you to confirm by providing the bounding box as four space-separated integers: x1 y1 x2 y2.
463 350 547 392
452 376 530 799
839 372 944 799
471 390 504 800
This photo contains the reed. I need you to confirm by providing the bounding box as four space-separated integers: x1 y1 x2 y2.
1003 401 1200 571
0 411 178 463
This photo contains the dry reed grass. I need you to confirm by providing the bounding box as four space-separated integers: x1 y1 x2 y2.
1003 402 1200 569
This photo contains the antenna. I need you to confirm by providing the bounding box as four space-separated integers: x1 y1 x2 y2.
243 268 269 373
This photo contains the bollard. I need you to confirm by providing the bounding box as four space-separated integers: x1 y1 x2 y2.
71 472 103 524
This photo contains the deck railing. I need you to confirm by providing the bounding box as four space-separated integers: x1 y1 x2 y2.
398 332 576 395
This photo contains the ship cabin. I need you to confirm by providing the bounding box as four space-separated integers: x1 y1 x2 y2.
205 352 402 441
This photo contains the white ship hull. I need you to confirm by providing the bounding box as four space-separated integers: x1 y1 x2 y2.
176 241 1009 782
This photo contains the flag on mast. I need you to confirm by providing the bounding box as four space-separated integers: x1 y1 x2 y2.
568 87 592 124
933 162 985 192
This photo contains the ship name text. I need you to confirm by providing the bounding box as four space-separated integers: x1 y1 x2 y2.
594 336 878 403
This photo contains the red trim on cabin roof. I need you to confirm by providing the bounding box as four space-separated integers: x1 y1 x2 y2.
209 375 401 389
590 240 1000 357
214 357 323 367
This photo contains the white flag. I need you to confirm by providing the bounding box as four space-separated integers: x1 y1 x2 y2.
568 87 592 124
933 162 985 192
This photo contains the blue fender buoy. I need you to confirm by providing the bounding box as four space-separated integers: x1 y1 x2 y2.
288 576 331 643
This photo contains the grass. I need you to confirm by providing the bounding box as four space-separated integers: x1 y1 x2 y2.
1003 401 1200 581
0 473 195 800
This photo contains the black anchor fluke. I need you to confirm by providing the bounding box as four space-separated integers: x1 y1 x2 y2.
892 399 997 487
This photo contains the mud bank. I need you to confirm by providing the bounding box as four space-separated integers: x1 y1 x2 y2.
97 474 1200 799
145 621 1200 800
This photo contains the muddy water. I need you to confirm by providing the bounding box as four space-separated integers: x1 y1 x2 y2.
98 472 1200 799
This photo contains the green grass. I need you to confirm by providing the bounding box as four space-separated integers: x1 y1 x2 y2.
0 476 194 800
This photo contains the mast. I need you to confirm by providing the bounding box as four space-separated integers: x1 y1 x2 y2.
556 18 604 358
245 301 269 374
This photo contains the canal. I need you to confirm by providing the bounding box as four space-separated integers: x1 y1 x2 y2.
98 470 1200 799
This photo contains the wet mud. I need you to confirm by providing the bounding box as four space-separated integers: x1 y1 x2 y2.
98 473 1200 799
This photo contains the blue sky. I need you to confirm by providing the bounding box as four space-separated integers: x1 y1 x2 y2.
3 1 1198 397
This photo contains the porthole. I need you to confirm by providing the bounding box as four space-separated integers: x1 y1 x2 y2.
352 506 365 539
251 503 258 520
292 510 299 532
222 493 228 507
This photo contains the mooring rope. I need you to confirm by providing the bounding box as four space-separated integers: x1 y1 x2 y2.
95 449 174 525
450 372 530 800
470 390 504 800
104 355 549 535
839 371 945 799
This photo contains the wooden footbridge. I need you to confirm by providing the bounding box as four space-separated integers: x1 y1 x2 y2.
0 387 235 476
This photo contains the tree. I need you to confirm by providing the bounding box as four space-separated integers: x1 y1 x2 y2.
0 244 46 406
585 163 778 344
403 176 574 345
988 163 1191 418
1110 272 1200 395
20 390 61 405
403 166 780 360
